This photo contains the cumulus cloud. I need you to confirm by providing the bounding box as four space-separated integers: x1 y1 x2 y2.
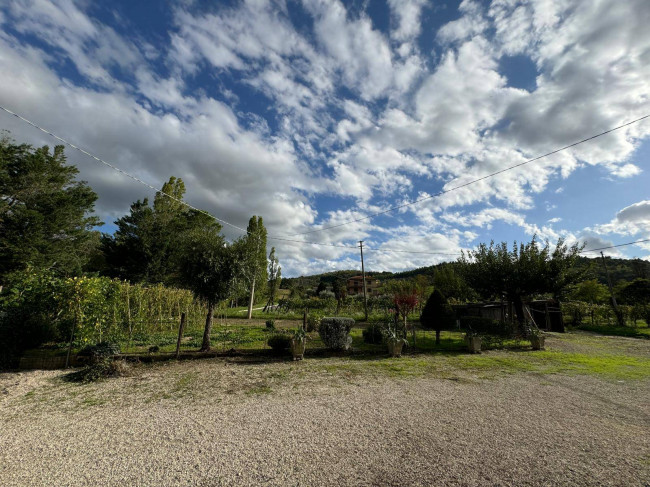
1 0 650 274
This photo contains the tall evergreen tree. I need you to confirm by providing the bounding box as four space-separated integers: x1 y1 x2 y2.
0 136 100 281
235 216 268 319
264 247 281 312
102 176 214 284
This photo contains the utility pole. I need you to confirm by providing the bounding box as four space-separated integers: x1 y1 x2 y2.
601 251 624 326
359 240 368 322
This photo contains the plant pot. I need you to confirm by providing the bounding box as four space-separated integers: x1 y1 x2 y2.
466 336 482 354
290 338 306 360
530 335 545 350
387 338 404 357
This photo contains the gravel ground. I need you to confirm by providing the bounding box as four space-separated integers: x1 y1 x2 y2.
1 339 649 486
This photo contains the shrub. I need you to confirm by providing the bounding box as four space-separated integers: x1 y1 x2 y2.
319 317 354 350
267 334 291 353
306 314 321 332
362 323 383 344
78 341 121 364
66 359 130 383
420 289 455 344
265 319 276 330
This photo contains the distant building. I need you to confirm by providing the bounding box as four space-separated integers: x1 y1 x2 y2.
346 276 381 297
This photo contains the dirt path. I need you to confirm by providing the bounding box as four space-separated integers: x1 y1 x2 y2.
1 340 649 486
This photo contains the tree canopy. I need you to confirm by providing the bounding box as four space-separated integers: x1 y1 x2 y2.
235 216 268 318
101 176 215 284
0 136 100 281
459 237 583 325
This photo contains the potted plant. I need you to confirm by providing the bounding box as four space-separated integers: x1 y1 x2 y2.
290 327 307 360
529 326 545 350
465 329 482 354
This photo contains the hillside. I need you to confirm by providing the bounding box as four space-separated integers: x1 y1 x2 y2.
281 256 650 291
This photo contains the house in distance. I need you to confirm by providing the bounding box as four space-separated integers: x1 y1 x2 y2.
346 275 382 297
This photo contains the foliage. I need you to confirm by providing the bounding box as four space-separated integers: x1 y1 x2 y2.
306 314 321 332
101 176 216 285
460 236 583 325
267 333 291 353
420 289 455 344
78 341 121 362
568 279 609 304
264 247 281 311
318 317 354 350
265 319 276 330
0 136 100 280
234 216 268 317
292 326 307 341
617 279 650 305
433 264 475 301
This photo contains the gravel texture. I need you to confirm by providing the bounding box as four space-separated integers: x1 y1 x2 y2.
1 343 649 486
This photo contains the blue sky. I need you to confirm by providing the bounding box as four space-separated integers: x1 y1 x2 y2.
1 0 649 276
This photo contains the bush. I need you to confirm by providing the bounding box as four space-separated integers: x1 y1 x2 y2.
306 314 321 332
78 341 121 363
319 317 354 350
267 334 291 353
265 319 276 330
362 323 383 344
65 359 130 383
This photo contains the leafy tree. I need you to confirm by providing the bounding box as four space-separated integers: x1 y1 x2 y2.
235 216 268 319
420 289 455 344
102 176 214 284
316 281 327 295
178 225 238 351
0 136 100 281
385 280 419 347
433 264 474 301
332 278 347 314
263 247 281 312
617 278 650 306
460 237 583 327
569 279 609 304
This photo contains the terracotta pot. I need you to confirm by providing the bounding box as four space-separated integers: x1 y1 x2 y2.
291 338 306 360
530 335 545 350
387 338 404 357
466 336 482 354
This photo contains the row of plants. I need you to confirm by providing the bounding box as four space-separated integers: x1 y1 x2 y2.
0 268 209 367
562 301 649 327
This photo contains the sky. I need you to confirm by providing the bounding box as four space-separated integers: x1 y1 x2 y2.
1 0 649 277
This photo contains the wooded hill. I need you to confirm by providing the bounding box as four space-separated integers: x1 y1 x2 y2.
281 256 650 291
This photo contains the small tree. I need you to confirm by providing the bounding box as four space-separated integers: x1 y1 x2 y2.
263 247 281 312
386 280 419 348
332 279 347 314
235 216 268 319
178 226 237 351
420 289 455 345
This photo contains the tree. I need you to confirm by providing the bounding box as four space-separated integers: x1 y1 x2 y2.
569 279 609 305
316 281 327 295
460 237 583 328
332 278 347 314
433 264 474 301
263 247 281 312
102 176 214 284
420 289 455 345
385 280 419 348
235 216 268 319
0 136 100 281
617 279 650 306
178 225 237 351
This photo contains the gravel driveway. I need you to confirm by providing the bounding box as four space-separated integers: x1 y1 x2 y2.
1 341 649 486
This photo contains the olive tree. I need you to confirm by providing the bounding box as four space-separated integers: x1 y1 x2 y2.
178 226 238 351
459 237 583 328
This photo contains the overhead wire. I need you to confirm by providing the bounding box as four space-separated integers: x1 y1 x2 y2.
277 114 650 237
2 105 648 260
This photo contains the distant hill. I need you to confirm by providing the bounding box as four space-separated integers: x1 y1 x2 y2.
281 256 650 291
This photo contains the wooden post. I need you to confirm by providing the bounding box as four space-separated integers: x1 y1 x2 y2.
176 312 186 359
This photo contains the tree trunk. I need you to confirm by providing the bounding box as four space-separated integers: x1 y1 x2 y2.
435 329 441 345
201 303 214 352
513 294 526 331
247 276 256 319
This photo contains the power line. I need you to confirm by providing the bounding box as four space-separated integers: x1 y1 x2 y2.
278 114 650 237
0 105 250 235
579 238 650 254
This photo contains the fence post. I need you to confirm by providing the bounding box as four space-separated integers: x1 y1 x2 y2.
176 312 186 359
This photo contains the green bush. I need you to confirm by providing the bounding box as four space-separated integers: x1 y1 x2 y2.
265 319 276 330
78 342 121 363
319 317 354 350
362 323 383 344
267 334 291 353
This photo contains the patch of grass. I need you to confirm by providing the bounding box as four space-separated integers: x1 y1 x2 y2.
245 384 272 395
572 323 650 339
